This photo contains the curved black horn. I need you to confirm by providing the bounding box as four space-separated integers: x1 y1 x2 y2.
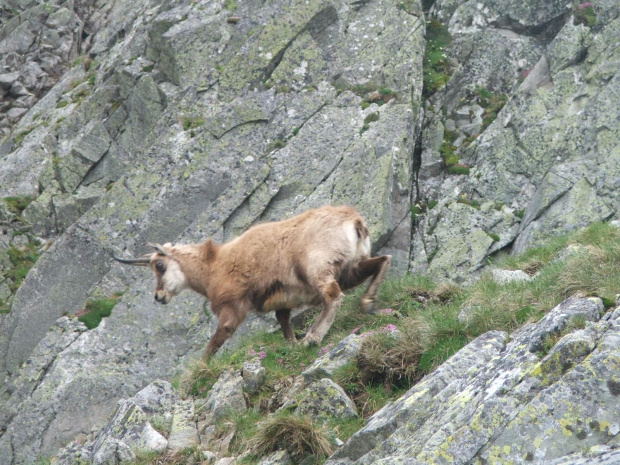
148 243 168 256
112 254 151 266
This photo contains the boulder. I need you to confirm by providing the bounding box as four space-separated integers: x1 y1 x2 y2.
302 334 362 383
294 378 358 421
196 369 247 424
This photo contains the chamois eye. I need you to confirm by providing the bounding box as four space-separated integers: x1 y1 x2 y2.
155 261 166 272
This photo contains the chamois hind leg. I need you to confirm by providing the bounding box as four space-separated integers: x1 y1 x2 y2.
302 279 344 347
203 305 246 359
276 309 296 342
339 255 391 313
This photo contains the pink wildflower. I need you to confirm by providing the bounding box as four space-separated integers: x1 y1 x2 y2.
379 308 394 315
382 323 398 333
350 326 362 334
578 2 593 8
258 350 267 360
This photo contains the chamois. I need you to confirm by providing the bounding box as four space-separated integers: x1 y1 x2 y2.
113 206 391 357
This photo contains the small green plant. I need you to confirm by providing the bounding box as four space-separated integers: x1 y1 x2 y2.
3 195 34 216
87 74 96 86
486 232 500 242
475 87 508 132
12 127 35 145
360 112 380 134
142 65 154 73
224 0 238 10
72 87 90 103
5 243 41 295
573 2 596 27
180 116 205 132
77 293 123 329
456 197 481 209
440 129 460 168
365 87 398 106
446 164 470 175
410 205 423 221
423 19 453 98
267 139 287 151
515 208 526 219
56 100 69 109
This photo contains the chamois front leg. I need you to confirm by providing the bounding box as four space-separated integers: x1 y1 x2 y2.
203 305 247 359
302 279 344 347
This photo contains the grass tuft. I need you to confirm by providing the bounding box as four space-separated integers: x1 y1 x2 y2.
250 413 335 460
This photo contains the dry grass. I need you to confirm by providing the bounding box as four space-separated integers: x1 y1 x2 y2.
250 413 335 460
357 318 431 386
178 357 229 397
555 241 620 301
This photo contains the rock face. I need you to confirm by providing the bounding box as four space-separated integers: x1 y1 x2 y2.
0 0 423 461
411 0 620 281
0 0 619 462
326 297 618 464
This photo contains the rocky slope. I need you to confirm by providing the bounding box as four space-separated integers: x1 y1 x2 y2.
52 295 620 465
0 0 619 462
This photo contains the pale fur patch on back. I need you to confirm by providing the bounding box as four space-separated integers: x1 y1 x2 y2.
163 260 188 295
344 222 370 259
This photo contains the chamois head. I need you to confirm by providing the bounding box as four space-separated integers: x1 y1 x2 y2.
113 243 188 304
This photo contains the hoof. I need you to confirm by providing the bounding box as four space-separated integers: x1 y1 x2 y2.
302 334 319 347
361 297 376 314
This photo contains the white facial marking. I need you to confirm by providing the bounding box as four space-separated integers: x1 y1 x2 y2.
163 260 187 295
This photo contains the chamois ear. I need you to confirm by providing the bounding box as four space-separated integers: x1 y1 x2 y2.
148 243 168 256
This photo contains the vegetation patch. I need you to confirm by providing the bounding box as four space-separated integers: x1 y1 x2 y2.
250 412 335 460
360 112 380 134
439 128 461 170
423 19 453 98
267 139 287 151
486 232 500 242
1 242 41 312
12 127 35 146
457 197 481 209
475 87 508 132
56 100 69 109
181 116 205 131
573 2 596 27
224 0 238 11
72 87 91 104
76 293 123 329
3 195 33 217
447 164 470 175
129 446 202 465
334 81 398 108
